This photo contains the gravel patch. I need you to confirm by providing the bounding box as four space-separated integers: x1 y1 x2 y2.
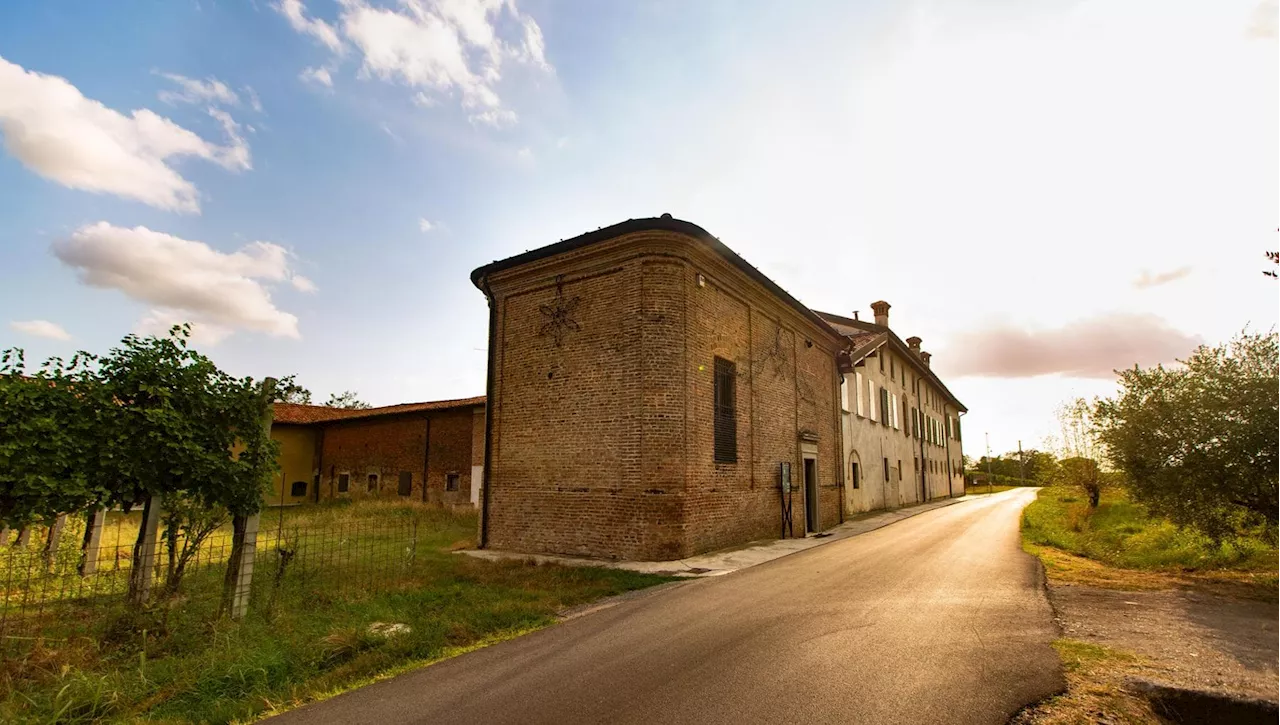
1049 583 1278 702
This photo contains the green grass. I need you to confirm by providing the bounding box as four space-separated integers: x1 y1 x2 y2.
1021 486 1276 571
1 502 673 724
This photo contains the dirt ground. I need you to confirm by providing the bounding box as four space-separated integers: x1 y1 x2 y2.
1049 583 1279 702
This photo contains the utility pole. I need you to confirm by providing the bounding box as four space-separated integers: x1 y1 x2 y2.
985 432 993 496
1018 439 1025 486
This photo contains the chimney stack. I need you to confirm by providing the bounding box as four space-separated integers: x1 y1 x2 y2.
920 351 932 368
870 300 891 327
906 336 922 356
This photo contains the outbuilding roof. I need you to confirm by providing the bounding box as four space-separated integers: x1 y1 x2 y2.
272 395 486 426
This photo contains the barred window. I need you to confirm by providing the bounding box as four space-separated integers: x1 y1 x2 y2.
714 357 737 463
367 473 378 493
337 473 350 493
446 472 460 491
398 471 413 497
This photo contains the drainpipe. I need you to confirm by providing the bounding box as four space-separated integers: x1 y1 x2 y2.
919 406 928 504
478 274 497 549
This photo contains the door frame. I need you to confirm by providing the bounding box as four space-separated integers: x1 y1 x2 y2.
801 441 820 533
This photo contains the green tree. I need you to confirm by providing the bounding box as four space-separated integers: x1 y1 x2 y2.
1094 331 1279 541
324 390 371 409
276 382 311 404
0 349 111 528
1049 398 1110 508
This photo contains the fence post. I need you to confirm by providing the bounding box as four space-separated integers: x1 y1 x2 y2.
0 526 8 547
43 513 67 563
15 527 30 547
230 513 260 620
80 508 107 575
130 495 164 605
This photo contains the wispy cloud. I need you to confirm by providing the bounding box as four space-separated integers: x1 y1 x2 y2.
157 72 240 106
275 0 552 127
9 319 71 340
1133 266 1192 289
942 313 1201 379
418 218 435 233
299 66 333 87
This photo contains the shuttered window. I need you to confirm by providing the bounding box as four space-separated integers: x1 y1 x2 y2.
879 387 890 427
841 377 850 412
855 373 865 417
714 357 738 463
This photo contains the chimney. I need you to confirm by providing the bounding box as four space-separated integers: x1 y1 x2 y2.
920 351 932 368
906 336 922 356
870 300 890 327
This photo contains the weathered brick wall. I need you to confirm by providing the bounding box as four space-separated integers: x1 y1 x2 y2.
318 415 429 501
482 230 844 561
314 409 482 506
425 408 474 508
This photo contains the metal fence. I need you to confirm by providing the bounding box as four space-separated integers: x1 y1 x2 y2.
0 503 424 656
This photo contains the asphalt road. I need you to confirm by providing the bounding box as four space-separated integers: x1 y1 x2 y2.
270 488 1064 725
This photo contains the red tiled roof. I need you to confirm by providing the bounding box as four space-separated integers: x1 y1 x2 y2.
272 395 486 425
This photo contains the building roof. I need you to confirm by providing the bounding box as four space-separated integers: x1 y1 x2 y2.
469 215 845 345
272 395 486 426
814 310 967 413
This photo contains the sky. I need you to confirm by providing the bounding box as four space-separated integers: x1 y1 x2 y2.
1 0 1276 456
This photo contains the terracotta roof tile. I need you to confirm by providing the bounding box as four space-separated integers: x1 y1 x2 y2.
272 395 486 425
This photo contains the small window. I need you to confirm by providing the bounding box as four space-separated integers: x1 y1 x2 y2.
897 460 902 480
883 457 889 481
879 352 884 372
446 472 460 491
290 480 307 497
713 357 737 463
398 471 412 496
337 473 350 493
851 462 860 489
890 356 895 378
367 473 378 492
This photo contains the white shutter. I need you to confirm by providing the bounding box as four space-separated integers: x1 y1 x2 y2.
869 381 877 422
841 377 850 413
892 394 900 429
855 373 865 417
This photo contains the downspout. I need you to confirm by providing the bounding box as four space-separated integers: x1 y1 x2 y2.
421 414 432 503
919 406 928 504
835 367 845 524
478 274 497 549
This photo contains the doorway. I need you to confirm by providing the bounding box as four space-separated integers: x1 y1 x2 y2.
803 457 819 533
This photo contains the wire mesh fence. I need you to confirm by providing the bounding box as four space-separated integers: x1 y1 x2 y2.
0 502 427 656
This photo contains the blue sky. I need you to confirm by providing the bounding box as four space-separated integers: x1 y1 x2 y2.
1 0 1276 454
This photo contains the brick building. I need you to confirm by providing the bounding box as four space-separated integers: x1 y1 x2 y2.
267 396 486 509
470 216 848 561
816 306 967 513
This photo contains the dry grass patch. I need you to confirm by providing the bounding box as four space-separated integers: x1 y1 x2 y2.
1013 640 1162 725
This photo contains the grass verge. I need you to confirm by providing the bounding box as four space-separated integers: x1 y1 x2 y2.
1 503 673 724
1021 486 1277 600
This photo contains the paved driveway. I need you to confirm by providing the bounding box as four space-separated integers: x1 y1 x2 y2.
269 488 1063 725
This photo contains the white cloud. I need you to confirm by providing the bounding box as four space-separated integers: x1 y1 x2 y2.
300 65 334 87
134 309 233 346
290 275 318 292
52 222 302 340
516 146 532 160
276 0 552 126
418 217 434 232
157 72 240 106
0 55 251 212
276 0 344 53
9 320 71 340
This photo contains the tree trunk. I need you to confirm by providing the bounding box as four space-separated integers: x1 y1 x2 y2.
219 513 248 618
